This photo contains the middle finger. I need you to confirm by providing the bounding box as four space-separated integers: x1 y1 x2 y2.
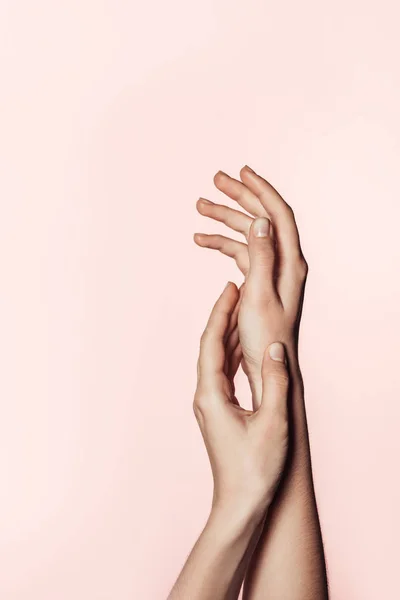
197 198 253 239
213 170 268 218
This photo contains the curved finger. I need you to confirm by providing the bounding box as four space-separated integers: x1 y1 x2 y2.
213 170 267 218
240 166 303 261
225 325 239 360
197 282 239 385
228 342 243 381
197 197 253 239
224 323 239 376
225 294 241 343
194 233 249 275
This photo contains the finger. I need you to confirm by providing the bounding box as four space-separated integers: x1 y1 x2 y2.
223 300 240 376
228 343 243 381
198 282 239 385
239 165 301 255
213 170 267 218
225 325 239 361
239 164 305 261
224 325 239 377
194 233 249 275
240 166 308 306
258 342 289 422
245 217 278 304
225 295 241 344
197 197 253 239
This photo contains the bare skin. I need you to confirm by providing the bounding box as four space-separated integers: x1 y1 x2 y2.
194 165 328 599
168 283 291 600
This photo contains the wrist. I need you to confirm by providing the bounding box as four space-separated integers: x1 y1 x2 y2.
207 500 267 547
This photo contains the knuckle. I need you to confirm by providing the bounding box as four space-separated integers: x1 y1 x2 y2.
283 202 295 219
192 399 201 419
297 256 309 279
193 392 207 417
200 327 212 346
290 254 308 281
245 285 276 310
270 368 290 389
254 247 274 268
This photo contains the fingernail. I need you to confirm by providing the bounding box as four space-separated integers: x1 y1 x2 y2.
216 170 228 177
244 165 255 173
198 197 212 205
253 217 270 237
269 342 285 362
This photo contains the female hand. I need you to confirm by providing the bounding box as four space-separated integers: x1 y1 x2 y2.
168 283 291 600
191 168 328 600
194 281 289 521
195 165 308 405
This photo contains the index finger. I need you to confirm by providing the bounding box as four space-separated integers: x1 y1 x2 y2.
197 282 239 385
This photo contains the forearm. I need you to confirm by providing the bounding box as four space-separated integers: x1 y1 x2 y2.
168 504 266 600
244 360 328 599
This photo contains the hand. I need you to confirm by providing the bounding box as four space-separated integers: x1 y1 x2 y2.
193 281 289 522
195 165 308 406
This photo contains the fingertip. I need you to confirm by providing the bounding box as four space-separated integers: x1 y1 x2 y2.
222 280 239 299
197 198 213 213
240 166 270 192
194 232 205 244
213 170 225 186
216 282 239 320
240 165 258 179
223 281 232 293
230 280 239 294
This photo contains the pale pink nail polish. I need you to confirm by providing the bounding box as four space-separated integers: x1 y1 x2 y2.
269 342 285 362
253 217 270 237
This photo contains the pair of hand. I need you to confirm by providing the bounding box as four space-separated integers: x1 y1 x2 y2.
193 165 308 520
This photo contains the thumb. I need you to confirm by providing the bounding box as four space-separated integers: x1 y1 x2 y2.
246 217 277 302
258 342 289 422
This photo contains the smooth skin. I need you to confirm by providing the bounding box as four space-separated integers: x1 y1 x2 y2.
194 166 328 599
168 282 290 600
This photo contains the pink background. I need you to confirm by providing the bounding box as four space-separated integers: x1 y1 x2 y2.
1 1 400 598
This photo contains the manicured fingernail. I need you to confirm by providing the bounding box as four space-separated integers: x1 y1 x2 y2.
216 170 228 177
198 197 212 204
269 342 285 362
253 217 270 237
244 165 255 173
